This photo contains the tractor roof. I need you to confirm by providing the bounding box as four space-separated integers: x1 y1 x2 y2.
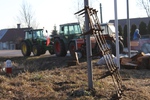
59 22 80 26
24 29 43 32
100 23 114 26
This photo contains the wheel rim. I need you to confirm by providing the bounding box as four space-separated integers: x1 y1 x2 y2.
22 43 27 54
33 46 37 55
55 41 60 53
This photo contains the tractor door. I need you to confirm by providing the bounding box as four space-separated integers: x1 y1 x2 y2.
59 25 70 43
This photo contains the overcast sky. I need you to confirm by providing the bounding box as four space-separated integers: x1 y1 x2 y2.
0 0 147 33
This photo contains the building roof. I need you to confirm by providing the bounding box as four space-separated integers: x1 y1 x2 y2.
0 28 31 42
109 17 150 28
0 29 8 40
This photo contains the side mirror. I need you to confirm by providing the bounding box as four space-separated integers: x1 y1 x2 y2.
46 30 48 33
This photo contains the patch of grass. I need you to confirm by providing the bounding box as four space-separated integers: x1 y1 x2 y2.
0 56 150 100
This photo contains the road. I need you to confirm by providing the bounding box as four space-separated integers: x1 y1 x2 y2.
0 48 137 57
0 50 50 57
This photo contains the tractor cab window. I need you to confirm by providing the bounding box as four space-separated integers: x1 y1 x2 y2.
59 24 82 35
108 24 115 34
101 24 115 35
60 26 68 35
101 26 108 34
33 30 44 39
69 26 74 34
68 24 82 34
72 24 82 34
25 31 32 39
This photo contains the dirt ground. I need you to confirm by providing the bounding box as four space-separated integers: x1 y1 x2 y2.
0 55 149 100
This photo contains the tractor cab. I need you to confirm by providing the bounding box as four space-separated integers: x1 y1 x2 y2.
101 23 123 41
100 23 116 40
21 29 54 57
58 22 83 43
25 29 45 41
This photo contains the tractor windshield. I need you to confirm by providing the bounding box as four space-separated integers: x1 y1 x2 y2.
69 24 82 34
59 23 82 35
25 29 44 39
33 30 44 38
101 24 115 35
108 24 115 34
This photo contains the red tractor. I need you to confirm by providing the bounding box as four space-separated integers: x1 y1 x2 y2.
52 22 124 58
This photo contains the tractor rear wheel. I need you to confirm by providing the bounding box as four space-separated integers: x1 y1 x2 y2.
54 38 67 57
32 45 41 56
21 41 31 56
69 42 76 57
106 40 124 56
119 40 124 53
106 40 116 55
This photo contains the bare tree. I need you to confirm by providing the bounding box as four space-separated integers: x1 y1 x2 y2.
72 0 84 24
137 0 150 17
17 1 38 28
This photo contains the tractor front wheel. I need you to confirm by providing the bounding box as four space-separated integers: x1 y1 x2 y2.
21 41 31 56
32 45 41 56
54 38 67 57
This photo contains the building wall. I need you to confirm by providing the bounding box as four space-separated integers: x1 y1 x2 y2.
0 42 16 50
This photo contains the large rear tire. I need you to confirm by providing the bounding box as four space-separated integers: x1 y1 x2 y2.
54 38 67 57
32 45 41 56
107 40 124 56
119 40 124 53
21 41 31 56
106 40 116 55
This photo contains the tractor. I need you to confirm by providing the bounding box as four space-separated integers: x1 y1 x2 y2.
52 22 124 58
100 23 124 56
52 22 83 57
20 29 54 56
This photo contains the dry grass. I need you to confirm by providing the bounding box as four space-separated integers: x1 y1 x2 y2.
0 55 150 100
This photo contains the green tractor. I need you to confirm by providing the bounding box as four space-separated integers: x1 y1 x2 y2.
21 29 54 56
53 22 84 57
